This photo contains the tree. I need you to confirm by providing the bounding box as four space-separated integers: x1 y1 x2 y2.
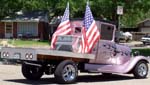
0 0 150 28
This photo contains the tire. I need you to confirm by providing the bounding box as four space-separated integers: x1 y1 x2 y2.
22 63 43 80
133 61 148 79
54 60 78 84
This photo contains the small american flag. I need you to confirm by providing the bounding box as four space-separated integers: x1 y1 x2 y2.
51 3 71 49
79 2 100 53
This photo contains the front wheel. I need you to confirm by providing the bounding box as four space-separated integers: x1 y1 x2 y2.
133 61 148 79
54 60 78 84
22 63 43 80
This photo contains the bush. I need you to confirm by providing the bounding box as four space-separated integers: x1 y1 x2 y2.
132 48 150 56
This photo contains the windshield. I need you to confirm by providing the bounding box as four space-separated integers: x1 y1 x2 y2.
56 35 79 42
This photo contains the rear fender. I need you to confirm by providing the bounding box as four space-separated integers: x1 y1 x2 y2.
125 56 149 73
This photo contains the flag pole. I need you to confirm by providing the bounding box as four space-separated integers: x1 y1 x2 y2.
67 2 69 8
87 0 89 5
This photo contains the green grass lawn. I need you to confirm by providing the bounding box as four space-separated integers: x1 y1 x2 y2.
8 39 50 47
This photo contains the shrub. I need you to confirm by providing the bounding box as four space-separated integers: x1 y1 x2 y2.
132 48 150 56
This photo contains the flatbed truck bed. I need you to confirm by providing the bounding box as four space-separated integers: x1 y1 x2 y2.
1 47 95 62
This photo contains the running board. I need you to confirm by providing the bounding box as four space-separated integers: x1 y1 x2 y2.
84 62 129 73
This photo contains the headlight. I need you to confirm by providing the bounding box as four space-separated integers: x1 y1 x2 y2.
25 53 29 59
3 52 6 57
133 51 140 56
2 52 9 57
25 53 33 59
29 54 33 59
6 52 9 57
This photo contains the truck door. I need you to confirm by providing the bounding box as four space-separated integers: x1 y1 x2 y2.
90 40 117 64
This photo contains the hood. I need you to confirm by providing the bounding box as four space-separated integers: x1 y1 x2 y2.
116 44 131 56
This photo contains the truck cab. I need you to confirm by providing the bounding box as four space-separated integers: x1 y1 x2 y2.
55 20 131 65
55 20 116 52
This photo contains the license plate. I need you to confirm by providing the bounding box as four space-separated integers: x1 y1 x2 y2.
13 53 21 59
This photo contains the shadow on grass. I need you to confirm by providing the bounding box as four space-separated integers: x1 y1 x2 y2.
4 74 137 84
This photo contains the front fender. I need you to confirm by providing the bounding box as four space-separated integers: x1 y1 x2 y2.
124 56 149 73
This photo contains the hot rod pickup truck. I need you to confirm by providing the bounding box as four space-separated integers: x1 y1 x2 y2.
1 21 149 84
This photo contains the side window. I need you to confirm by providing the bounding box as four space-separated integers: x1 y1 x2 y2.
74 27 82 34
100 24 115 41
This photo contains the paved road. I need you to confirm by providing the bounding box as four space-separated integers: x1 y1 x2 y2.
0 64 150 85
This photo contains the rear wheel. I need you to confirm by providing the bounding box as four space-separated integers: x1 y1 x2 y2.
54 60 78 84
133 61 148 79
22 63 43 80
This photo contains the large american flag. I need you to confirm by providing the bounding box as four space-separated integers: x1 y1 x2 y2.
79 2 100 53
51 3 71 49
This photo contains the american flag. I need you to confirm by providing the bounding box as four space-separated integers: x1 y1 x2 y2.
51 3 71 49
79 2 100 53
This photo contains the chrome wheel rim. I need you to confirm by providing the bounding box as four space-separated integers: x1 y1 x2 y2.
62 65 76 81
138 63 147 77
